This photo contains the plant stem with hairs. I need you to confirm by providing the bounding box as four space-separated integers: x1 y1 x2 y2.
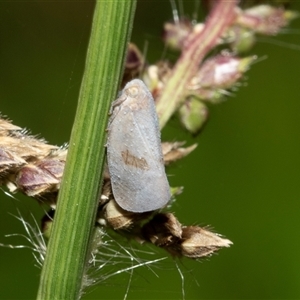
36 2 136 299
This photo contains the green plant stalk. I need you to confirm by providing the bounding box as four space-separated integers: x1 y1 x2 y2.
157 0 237 129
37 1 136 299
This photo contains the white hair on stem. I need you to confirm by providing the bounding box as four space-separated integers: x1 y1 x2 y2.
0 209 47 268
82 228 167 297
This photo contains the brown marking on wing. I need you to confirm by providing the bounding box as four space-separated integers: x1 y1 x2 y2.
121 149 149 170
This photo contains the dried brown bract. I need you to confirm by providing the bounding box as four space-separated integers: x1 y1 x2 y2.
100 199 151 230
162 142 197 165
180 226 232 258
0 117 66 204
141 213 232 258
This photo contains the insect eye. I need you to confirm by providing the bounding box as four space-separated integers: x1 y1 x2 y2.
126 86 139 97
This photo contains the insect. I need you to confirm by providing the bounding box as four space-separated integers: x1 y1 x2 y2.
107 79 170 213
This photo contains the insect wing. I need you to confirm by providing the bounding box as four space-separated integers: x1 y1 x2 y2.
107 79 170 213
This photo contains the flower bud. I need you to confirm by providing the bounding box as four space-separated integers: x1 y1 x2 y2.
162 141 197 164
191 54 255 90
178 97 209 135
103 199 149 230
123 43 144 85
142 62 171 99
41 209 55 239
163 18 193 51
16 164 59 196
189 54 255 103
180 226 232 258
227 25 256 53
0 148 25 173
236 5 298 35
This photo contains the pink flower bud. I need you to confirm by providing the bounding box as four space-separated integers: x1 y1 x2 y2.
237 5 298 35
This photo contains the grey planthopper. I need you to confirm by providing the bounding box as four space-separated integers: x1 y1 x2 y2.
107 79 171 213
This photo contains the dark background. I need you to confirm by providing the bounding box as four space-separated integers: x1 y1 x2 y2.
1 1 300 299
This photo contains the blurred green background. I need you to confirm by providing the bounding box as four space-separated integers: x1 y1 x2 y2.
1 1 300 299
